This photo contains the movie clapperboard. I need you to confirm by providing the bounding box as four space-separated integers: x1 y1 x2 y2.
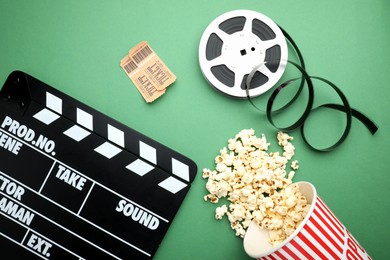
0 71 197 259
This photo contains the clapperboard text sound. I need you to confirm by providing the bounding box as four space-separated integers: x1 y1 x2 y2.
116 199 160 230
1 116 56 156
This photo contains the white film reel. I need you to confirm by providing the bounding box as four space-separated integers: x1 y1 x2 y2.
199 10 288 98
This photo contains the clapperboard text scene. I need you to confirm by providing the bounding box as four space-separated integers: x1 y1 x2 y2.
0 71 197 259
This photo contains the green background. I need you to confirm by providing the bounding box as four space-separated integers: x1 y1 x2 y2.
0 0 389 259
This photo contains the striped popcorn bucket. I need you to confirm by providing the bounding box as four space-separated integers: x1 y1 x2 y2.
244 182 371 260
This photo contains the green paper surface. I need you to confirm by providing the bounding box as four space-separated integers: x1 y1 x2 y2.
0 0 389 259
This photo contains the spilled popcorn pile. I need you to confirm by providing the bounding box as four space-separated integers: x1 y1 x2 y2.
203 129 310 247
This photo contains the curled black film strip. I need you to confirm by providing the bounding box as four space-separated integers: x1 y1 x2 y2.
198 10 378 151
245 41 378 152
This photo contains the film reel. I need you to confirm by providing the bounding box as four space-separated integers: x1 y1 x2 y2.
198 10 288 98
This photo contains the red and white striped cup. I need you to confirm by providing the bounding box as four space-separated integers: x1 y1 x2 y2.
243 182 371 260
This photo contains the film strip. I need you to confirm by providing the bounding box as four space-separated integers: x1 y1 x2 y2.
0 70 197 259
199 10 378 150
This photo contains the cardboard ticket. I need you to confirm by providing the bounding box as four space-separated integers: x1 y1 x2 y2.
120 41 176 103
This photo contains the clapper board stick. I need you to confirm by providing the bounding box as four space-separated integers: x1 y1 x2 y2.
0 71 197 259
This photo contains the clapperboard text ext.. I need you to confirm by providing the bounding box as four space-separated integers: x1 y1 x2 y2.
1 116 56 156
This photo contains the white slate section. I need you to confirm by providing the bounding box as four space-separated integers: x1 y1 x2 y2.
158 177 187 194
94 142 122 159
108 124 124 147
33 108 60 125
46 92 62 114
63 125 91 142
139 141 157 164
172 158 190 181
77 108 93 130
126 159 155 176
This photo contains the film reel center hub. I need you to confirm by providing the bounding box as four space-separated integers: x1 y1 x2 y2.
223 32 266 76
199 10 288 98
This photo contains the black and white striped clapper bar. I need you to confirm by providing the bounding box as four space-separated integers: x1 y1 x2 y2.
0 71 197 259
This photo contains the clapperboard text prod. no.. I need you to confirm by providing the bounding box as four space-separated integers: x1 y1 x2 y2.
0 116 56 156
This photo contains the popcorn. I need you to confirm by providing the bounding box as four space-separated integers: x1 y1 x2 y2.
275 205 288 216
291 160 299 170
285 195 297 209
215 205 228 219
203 129 310 247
